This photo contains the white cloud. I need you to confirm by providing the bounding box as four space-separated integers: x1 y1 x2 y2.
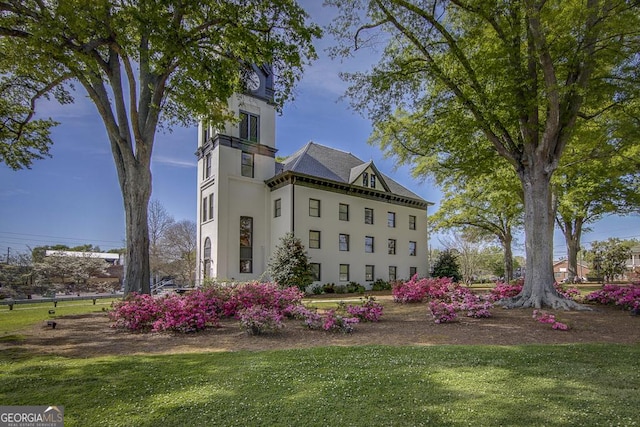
153 155 196 168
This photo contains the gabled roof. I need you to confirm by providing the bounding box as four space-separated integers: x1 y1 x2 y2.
278 142 424 201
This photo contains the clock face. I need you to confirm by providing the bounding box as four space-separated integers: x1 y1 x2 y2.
246 71 261 91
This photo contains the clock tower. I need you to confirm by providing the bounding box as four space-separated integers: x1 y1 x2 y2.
195 65 277 283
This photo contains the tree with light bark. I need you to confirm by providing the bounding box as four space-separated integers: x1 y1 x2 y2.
159 219 197 286
0 1 320 295
431 163 523 283
148 199 175 285
554 102 640 283
328 0 639 308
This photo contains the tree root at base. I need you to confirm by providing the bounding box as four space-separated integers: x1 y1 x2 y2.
496 293 592 311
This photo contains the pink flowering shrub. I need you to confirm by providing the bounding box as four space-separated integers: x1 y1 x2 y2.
585 284 640 312
392 276 455 303
238 305 284 335
553 282 581 301
345 296 384 322
110 282 304 333
488 280 523 302
457 292 493 318
218 282 305 318
283 304 323 329
532 310 569 330
392 275 430 303
109 293 163 331
109 291 220 333
428 300 458 323
321 309 360 333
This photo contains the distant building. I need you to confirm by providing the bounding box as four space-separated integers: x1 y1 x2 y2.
626 246 640 270
195 65 433 287
553 259 590 282
44 250 123 265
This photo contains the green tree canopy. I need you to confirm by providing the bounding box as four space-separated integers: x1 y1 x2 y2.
1 1 321 294
328 0 639 309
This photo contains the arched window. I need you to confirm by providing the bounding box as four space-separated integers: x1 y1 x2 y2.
203 238 212 279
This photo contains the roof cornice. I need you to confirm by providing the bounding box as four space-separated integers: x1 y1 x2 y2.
265 171 433 209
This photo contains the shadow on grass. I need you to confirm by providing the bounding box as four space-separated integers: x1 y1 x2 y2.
1 344 639 426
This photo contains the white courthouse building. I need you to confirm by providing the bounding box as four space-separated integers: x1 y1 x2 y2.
195 66 432 287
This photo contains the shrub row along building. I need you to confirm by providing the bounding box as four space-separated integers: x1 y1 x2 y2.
195 65 432 287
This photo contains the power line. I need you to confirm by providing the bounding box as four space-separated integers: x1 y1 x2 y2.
0 231 123 245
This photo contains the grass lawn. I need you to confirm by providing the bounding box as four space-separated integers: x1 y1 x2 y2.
1 344 639 426
0 299 118 336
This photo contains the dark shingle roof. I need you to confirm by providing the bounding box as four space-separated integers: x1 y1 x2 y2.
280 142 425 201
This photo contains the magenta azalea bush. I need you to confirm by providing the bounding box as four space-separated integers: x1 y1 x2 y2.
393 276 493 323
110 282 370 334
532 310 569 331
585 284 640 312
109 291 220 333
110 282 304 333
321 309 360 333
345 296 384 322
553 282 581 301
238 305 284 335
488 280 523 302
428 300 458 324
392 276 456 303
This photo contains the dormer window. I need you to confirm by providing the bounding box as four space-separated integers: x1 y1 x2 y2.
240 111 259 142
362 172 369 187
370 174 376 188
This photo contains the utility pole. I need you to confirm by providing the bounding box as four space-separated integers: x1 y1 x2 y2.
5 247 9 264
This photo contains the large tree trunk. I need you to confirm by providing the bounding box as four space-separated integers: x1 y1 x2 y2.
121 160 152 295
498 165 585 309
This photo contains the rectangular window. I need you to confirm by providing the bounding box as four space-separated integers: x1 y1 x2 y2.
240 216 253 273
362 172 369 187
409 215 416 230
208 194 214 221
409 241 417 256
389 266 397 281
241 152 254 178
309 198 320 217
410 267 417 277
274 198 281 218
309 230 321 249
310 263 321 281
388 239 396 255
202 196 208 223
204 153 212 179
339 234 350 251
388 212 396 228
339 264 350 282
365 236 374 253
239 111 259 142
370 174 376 188
339 203 349 221
364 208 374 225
366 265 374 282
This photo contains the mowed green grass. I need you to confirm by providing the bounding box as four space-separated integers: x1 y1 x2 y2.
1 295 638 426
1 344 639 426
0 299 118 336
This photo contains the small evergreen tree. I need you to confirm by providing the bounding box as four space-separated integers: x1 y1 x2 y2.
267 233 313 291
431 250 462 283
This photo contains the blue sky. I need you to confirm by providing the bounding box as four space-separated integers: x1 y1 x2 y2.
1 1 638 262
